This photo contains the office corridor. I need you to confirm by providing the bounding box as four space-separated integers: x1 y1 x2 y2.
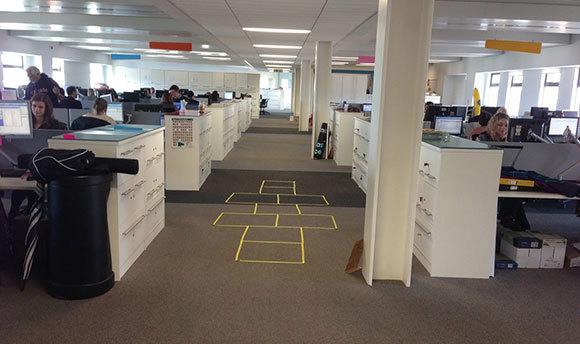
2 116 580 344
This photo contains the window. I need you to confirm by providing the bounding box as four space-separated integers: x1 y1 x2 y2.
1 52 28 88
52 58 65 86
573 68 580 112
506 74 523 116
485 73 500 106
539 71 560 110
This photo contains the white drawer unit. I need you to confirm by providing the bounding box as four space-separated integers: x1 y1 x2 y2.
331 109 363 166
165 113 213 191
209 103 236 160
412 138 503 279
352 116 371 192
48 125 166 280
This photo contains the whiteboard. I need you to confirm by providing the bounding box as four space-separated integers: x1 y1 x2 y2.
236 73 248 89
224 73 236 89
212 72 224 89
164 70 188 90
188 71 212 90
330 74 343 103
140 69 164 90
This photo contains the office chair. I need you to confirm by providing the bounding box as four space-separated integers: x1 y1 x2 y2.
259 98 269 116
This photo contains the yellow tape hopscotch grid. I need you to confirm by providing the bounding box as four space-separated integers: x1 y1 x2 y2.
215 180 335 265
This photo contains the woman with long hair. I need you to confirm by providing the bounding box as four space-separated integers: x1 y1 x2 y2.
71 98 116 130
30 93 67 129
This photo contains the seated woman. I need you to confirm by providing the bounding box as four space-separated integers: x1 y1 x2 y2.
478 112 530 231
71 98 116 130
469 107 507 140
30 93 68 129
160 91 179 114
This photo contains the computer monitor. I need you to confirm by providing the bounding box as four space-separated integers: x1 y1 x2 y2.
562 110 579 118
508 118 545 142
531 107 549 120
0 101 33 139
1 88 18 100
106 103 124 122
155 90 164 98
224 91 233 100
363 104 372 112
99 94 112 103
122 92 140 103
481 106 500 116
548 117 579 136
451 106 468 119
434 116 462 135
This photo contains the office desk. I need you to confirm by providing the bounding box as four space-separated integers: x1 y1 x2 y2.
499 190 580 200
0 176 37 191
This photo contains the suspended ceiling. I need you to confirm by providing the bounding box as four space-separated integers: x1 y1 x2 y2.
0 0 579 70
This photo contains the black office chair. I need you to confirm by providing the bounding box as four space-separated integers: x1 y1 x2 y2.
259 98 269 116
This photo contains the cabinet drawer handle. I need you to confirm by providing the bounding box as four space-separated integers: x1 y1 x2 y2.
147 157 155 163
426 173 436 180
120 149 134 156
122 188 135 196
423 209 433 217
134 145 146 150
135 180 146 187
122 215 146 236
148 196 166 213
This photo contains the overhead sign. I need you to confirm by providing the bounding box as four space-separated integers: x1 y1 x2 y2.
111 54 141 60
358 56 375 64
485 40 542 54
149 42 193 51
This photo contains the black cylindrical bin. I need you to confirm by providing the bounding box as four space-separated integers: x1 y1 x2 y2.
46 173 114 299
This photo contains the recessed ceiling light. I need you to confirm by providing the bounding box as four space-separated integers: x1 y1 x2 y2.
254 44 302 50
87 26 102 33
332 56 358 61
202 57 231 61
262 60 294 64
191 51 228 56
243 27 310 34
49 24 63 31
87 3 99 15
74 45 111 51
135 48 180 54
49 5 62 12
244 60 254 69
260 54 297 59
144 55 187 59
86 38 104 44
202 44 210 49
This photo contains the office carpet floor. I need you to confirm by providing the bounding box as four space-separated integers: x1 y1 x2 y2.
2 114 580 343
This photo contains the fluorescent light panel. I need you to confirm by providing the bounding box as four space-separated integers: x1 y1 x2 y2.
243 27 310 34
191 51 228 56
262 60 294 64
144 54 187 59
254 44 301 50
201 44 210 49
266 64 293 68
135 48 180 54
260 54 297 58
202 57 231 60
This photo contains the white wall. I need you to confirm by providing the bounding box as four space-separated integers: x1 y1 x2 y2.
442 74 466 104
519 69 543 115
557 67 576 110
329 73 369 103
64 61 90 87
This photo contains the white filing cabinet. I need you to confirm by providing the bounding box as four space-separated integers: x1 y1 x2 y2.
413 137 503 279
209 103 236 160
48 125 166 280
352 116 370 192
165 113 212 191
331 109 362 166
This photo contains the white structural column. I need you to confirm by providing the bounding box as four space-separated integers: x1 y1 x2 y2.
0 62 4 90
311 41 332 156
293 67 302 124
557 67 576 110
299 60 312 132
497 72 510 107
362 0 434 287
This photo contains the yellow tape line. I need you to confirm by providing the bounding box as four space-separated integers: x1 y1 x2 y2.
295 204 301 215
253 203 258 214
263 180 294 184
225 193 235 204
238 260 304 265
234 226 250 261
259 180 265 194
293 181 297 195
322 195 330 206
215 224 335 230
277 194 280 205
275 214 279 227
244 240 301 245
213 212 225 226
300 228 305 263
262 186 294 189
331 215 338 230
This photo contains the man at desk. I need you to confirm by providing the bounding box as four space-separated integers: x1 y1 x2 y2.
56 86 82 109
478 112 531 231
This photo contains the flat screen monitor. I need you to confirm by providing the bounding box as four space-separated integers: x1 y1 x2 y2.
99 94 112 103
508 118 545 142
1 88 18 100
562 110 579 118
481 106 500 116
451 106 468 119
548 117 579 136
531 107 549 120
434 116 462 135
122 92 140 103
155 90 164 98
106 103 124 122
0 101 33 139
363 104 372 112
224 91 233 100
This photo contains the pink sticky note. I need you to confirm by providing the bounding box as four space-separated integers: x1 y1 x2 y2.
63 134 76 140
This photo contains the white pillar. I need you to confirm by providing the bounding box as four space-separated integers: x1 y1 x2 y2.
312 41 332 157
0 61 4 91
519 69 543 115
557 67 576 110
497 72 510 107
293 67 301 122
362 0 434 287
299 60 312 132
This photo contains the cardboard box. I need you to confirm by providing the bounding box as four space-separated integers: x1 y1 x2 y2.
495 253 518 270
528 232 567 269
501 230 542 249
500 239 541 268
565 240 580 268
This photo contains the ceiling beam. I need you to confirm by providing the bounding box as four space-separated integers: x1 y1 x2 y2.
431 29 571 45
8 30 194 43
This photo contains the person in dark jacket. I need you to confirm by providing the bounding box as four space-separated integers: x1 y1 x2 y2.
30 93 68 130
160 91 178 114
57 86 83 109
71 98 116 130
25 66 60 107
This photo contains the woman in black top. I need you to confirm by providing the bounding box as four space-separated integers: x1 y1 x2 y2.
160 91 178 114
30 93 68 129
